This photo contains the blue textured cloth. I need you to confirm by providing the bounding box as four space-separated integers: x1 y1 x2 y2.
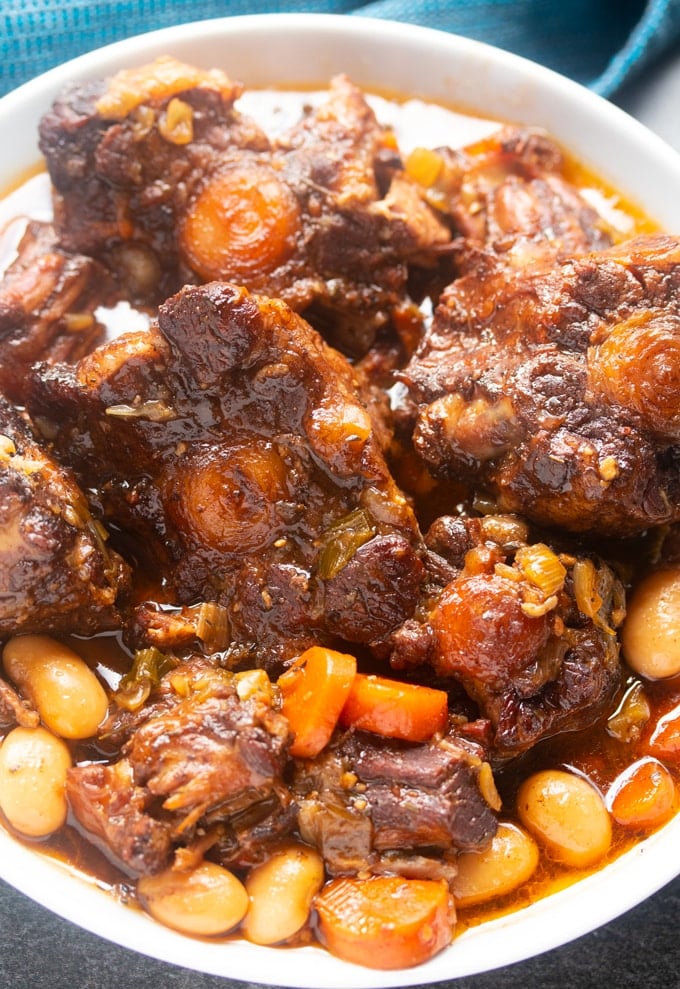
2 0 680 99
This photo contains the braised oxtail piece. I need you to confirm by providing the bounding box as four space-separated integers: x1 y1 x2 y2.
37 57 268 305
0 393 131 638
386 513 626 761
399 234 680 536
294 728 499 877
67 658 292 874
0 221 114 404
26 281 426 673
409 125 613 261
39 58 451 356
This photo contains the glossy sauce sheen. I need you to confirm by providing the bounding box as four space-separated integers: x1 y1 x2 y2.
0 85 675 943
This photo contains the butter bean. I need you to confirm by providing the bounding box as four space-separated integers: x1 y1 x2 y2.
622 566 680 680
0 726 71 837
607 757 676 830
243 842 324 945
3 635 109 739
137 861 249 936
517 769 612 869
453 822 539 908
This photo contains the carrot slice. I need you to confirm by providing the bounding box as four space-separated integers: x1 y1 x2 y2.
608 757 676 830
642 698 680 762
339 673 448 742
181 165 300 281
315 875 454 970
277 646 356 758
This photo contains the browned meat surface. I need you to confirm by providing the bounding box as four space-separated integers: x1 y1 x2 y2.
207 796 299 872
26 282 425 672
399 234 680 536
0 221 113 404
0 393 131 638
412 125 613 261
74 653 497 881
39 59 450 356
360 125 615 427
37 57 267 304
66 759 173 875
0 676 39 729
294 728 498 876
129 600 231 655
386 514 625 761
124 665 290 832
68 657 292 874
260 75 450 355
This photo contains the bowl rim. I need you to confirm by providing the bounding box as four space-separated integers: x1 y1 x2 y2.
3 787 680 987
4 12 680 222
2 12 680 987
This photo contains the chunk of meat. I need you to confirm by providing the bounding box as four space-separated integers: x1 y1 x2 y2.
125 665 290 834
38 57 267 304
0 676 39 729
400 234 680 536
66 759 172 875
418 515 626 760
294 728 498 877
129 600 230 655
410 125 613 260
25 282 425 671
0 221 113 403
68 658 292 874
206 796 299 871
39 60 450 355
0 393 131 637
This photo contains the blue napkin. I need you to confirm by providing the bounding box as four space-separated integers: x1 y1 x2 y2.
1 0 680 99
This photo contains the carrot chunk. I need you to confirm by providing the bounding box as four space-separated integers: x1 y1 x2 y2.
608 757 676 830
180 165 300 281
339 673 448 742
315 875 454 970
277 646 356 758
642 698 680 762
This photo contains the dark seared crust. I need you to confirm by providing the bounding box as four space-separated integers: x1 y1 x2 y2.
5 68 676 914
39 66 450 355
38 68 267 303
429 125 612 258
67 658 292 875
0 221 113 404
400 235 680 536
294 729 498 873
25 282 425 671
66 759 173 875
0 393 131 637
422 514 625 760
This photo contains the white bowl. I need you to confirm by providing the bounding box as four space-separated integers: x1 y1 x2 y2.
2 13 680 988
